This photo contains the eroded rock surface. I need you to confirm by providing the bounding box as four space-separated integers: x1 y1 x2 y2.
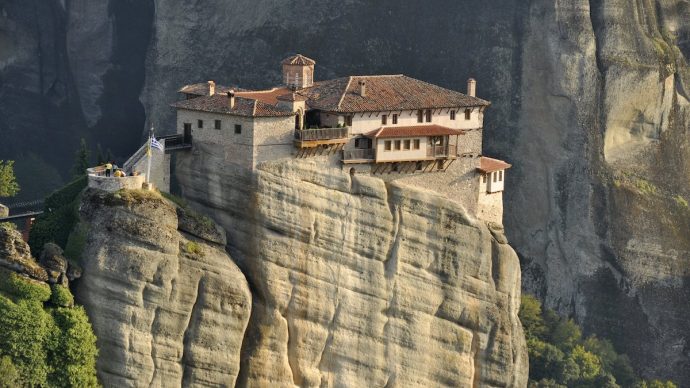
176 150 528 387
74 189 251 387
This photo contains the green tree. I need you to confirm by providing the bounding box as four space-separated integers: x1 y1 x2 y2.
520 295 547 340
0 160 20 198
96 144 106 165
570 345 602 380
71 138 91 178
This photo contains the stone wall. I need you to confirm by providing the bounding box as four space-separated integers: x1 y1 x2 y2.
130 151 171 192
87 174 145 192
252 115 296 167
478 191 504 225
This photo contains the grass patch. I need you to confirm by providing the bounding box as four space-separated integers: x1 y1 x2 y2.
104 189 162 207
183 241 203 256
674 195 688 210
634 178 659 196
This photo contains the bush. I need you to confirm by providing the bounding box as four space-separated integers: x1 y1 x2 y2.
50 285 74 307
64 222 90 264
48 307 99 387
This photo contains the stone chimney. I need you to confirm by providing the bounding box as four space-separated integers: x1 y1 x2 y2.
227 90 235 109
208 80 215 96
467 78 476 97
359 80 366 97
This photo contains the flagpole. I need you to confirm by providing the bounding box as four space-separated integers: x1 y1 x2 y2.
146 126 153 185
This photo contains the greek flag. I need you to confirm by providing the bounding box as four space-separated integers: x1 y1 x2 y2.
150 137 164 152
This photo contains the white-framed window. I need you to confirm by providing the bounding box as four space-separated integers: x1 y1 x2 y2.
384 140 392 151
403 139 410 150
413 139 420 149
394 140 401 150
450 110 456 120
392 114 398 124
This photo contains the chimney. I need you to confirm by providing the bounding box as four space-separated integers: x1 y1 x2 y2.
467 78 476 97
227 90 235 109
359 80 366 97
208 80 215 96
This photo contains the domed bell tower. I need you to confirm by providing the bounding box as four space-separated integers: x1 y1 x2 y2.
282 54 315 90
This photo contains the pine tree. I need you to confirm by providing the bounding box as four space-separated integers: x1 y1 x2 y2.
71 139 90 178
0 160 20 198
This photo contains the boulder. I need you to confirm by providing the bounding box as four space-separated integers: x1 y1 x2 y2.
39 243 69 286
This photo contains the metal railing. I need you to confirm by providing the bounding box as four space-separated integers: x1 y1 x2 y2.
295 127 349 141
162 134 192 150
342 148 375 161
427 144 457 158
123 143 149 172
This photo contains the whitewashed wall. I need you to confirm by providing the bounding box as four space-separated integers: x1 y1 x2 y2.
374 137 427 162
342 107 484 135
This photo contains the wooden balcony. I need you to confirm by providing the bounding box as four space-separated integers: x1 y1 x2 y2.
342 148 375 164
427 144 457 159
294 127 349 148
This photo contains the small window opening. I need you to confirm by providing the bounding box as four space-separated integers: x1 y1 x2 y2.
493 172 497 182
417 110 423 123
450 110 456 120
215 120 221 130
234 124 242 134
413 139 420 150
403 140 410 150
392 114 398 124
198 119 204 129
465 109 471 120
483 174 487 183
394 140 401 150
499 170 503 181
345 116 353 126
425 109 432 122
384 140 392 151
381 114 387 125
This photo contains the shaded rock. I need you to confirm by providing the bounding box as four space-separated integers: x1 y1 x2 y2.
74 189 251 387
39 243 69 286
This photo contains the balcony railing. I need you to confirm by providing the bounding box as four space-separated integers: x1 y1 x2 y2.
342 148 375 161
295 127 349 141
427 144 457 158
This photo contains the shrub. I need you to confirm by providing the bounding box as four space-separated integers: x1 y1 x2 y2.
50 285 74 307
48 307 99 387
184 241 202 255
673 195 688 209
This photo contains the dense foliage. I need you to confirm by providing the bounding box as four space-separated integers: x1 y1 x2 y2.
0 160 20 198
0 269 98 386
28 176 87 256
71 139 91 179
520 295 676 388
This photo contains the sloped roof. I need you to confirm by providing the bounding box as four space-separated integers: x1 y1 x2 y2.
282 54 316 66
365 125 465 139
170 94 294 117
235 87 292 104
477 156 512 173
297 75 489 113
178 82 242 96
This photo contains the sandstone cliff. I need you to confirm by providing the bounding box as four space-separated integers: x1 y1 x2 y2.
74 189 252 387
174 147 528 387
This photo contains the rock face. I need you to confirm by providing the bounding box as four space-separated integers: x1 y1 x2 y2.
175 148 528 387
74 189 251 387
0 223 47 282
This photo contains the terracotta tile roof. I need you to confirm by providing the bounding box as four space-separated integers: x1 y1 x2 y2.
364 125 465 139
282 54 316 66
297 75 489 113
170 94 294 117
235 87 292 105
276 92 308 102
477 156 512 173
178 83 243 96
